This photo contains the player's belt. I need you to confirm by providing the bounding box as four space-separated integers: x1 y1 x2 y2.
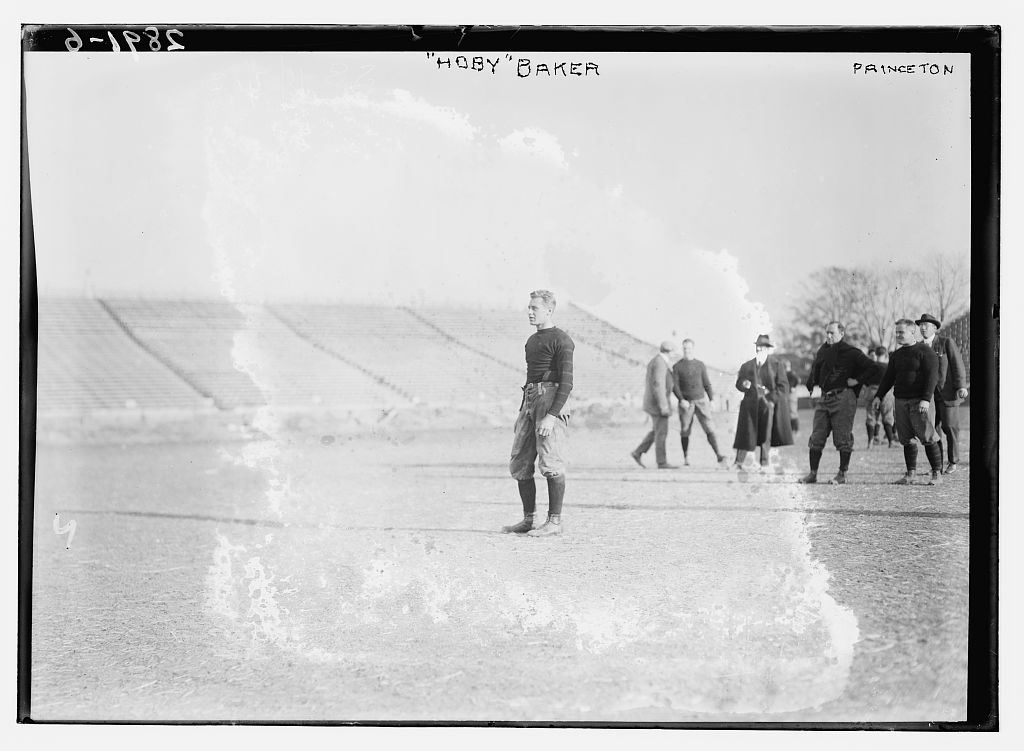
524 381 560 389
823 387 847 398
521 381 559 409
526 370 559 386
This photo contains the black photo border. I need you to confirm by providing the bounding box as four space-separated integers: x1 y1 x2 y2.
19 24 1000 731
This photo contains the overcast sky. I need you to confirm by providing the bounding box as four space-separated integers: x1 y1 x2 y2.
24 49 970 366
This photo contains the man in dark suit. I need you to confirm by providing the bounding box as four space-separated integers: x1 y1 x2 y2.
631 340 678 469
916 313 969 473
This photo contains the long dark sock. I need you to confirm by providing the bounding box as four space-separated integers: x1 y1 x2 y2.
707 433 720 457
809 448 823 472
866 427 873 447
546 475 565 517
839 450 852 473
883 424 894 442
680 435 690 458
517 479 536 516
874 424 881 441
924 442 943 472
903 444 918 473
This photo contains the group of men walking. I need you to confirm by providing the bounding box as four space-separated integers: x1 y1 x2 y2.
629 332 797 473
499 288 968 538
796 314 967 486
629 338 729 469
628 315 968 487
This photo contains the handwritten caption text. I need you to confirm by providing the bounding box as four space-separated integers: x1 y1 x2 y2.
65 27 185 53
426 53 600 78
853 62 955 76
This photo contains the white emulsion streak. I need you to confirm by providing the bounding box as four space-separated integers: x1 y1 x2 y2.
53 513 77 550
204 127 294 519
205 532 348 662
195 86 858 707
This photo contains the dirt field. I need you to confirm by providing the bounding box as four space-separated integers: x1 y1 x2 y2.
29 408 970 723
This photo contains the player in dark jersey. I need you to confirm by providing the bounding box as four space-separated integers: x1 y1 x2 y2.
874 319 943 485
503 290 575 537
672 338 729 466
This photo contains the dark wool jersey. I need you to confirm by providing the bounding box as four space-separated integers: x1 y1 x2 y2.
863 361 887 387
672 358 714 401
806 339 875 395
876 342 939 401
524 326 575 416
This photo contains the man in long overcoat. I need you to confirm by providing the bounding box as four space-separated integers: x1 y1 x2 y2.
732 334 792 469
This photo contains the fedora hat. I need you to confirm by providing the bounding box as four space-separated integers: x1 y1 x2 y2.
914 313 941 329
754 334 775 348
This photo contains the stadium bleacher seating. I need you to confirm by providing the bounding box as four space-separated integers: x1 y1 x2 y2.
557 303 652 367
272 303 525 407
412 303 648 402
560 304 737 406
36 297 211 414
103 299 409 411
35 296 754 417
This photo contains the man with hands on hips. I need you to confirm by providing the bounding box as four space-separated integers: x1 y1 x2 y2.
873 319 944 485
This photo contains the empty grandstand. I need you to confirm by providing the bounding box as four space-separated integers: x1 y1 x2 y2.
36 297 213 416
409 303 648 403
103 298 411 411
101 298 268 410
556 303 653 366
34 295 751 420
270 303 527 408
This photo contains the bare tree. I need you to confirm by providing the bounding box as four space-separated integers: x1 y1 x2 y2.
918 251 970 323
784 266 879 352
783 263 928 355
856 265 926 349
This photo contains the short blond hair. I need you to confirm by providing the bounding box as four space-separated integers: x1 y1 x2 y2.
529 289 557 311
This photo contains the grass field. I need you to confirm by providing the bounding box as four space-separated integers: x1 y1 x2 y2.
29 408 970 723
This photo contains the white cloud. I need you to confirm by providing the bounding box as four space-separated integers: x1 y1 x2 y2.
497 127 569 171
696 248 774 340
579 244 776 369
383 89 478 141
332 88 477 141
